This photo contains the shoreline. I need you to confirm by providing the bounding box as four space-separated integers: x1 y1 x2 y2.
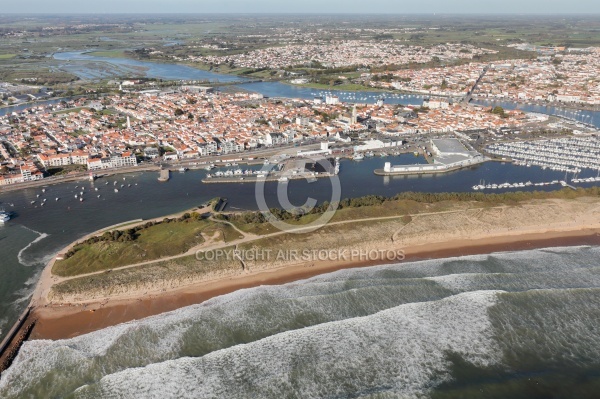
28 226 600 341
0 165 160 194
0 204 213 367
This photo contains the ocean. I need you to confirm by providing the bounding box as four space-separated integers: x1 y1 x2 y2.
1 245 599 398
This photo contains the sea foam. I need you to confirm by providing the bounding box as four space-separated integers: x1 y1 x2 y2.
76 291 503 399
2 245 600 398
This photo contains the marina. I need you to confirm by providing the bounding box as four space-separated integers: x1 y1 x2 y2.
472 179 570 191
486 136 600 174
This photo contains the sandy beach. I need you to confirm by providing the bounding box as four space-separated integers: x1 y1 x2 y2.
0 195 594 345
29 227 600 340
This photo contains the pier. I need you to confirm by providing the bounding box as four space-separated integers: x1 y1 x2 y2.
214 198 228 212
158 168 170 182
203 173 335 184
203 157 337 184
376 139 488 176
374 159 486 176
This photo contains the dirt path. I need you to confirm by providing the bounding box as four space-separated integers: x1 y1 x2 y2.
33 205 494 304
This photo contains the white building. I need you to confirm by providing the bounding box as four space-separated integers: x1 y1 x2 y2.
423 99 449 109
87 151 137 170
325 95 340 105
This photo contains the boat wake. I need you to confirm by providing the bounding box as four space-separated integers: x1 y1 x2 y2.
17 228 50 267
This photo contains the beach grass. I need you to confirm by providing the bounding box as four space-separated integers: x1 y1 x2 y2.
50 246 241 302
53 219 220 277
229 198 457 235
46 194 600 303
48 218 407 302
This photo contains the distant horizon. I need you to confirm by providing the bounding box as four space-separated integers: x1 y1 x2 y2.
2 0 600 15
2 12 600 16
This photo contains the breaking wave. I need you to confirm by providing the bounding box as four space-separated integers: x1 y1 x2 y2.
1 245 599 398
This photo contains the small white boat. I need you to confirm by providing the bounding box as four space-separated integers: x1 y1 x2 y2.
0 210 11 223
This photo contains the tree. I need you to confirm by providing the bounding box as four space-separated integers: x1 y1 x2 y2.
174 108 184 116
491 106 507 118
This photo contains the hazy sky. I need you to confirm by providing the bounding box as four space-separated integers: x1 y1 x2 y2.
4 0 600 14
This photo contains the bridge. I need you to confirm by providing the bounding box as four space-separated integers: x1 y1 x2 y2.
462 65 490 104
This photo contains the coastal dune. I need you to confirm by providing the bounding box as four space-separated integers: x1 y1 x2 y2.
26 196 600 339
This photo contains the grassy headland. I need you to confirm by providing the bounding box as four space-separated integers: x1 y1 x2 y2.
52 212 243 277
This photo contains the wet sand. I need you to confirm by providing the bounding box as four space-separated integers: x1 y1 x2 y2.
30 228 600 341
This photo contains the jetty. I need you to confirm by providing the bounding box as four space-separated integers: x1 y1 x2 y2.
376 138 487 176
158 168 170 182
214 198 228 212
0 307 34 375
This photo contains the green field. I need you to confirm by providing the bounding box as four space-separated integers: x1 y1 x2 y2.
1 14 598 87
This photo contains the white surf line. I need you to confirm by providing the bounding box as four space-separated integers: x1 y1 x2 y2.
17 227 50 267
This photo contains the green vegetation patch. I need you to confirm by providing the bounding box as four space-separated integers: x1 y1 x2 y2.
50 246 241 302
224 189 599 235
53 213 228 277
